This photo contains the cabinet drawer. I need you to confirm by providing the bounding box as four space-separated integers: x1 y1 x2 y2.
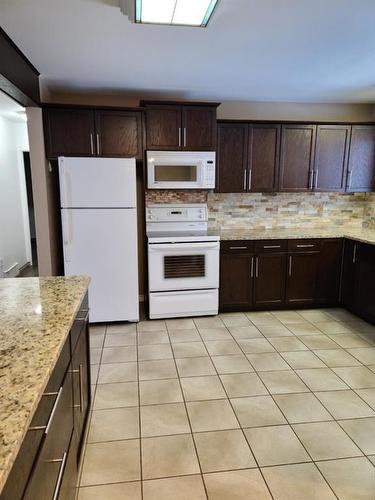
254 240 287 253
23 368 74 500
221 241 254 253
70 300 89 354
288 239 321 252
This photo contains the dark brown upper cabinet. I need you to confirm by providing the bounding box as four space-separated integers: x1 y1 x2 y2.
43 107 143 159
347 125 375 192
279 125 317 192
182 106 217 150
44 108 96 157
144 105 182 150
217 123 248 193
248 124 280 192
143 102 218 151
95 110 143 158
313 125 350 192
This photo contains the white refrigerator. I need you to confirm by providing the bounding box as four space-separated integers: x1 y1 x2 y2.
59 157 139 323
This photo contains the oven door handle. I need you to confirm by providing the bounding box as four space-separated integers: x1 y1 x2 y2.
148 242 220 251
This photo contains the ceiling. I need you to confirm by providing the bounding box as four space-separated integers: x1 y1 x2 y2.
1 0 375 103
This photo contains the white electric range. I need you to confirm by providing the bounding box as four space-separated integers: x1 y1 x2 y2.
146 204 220 319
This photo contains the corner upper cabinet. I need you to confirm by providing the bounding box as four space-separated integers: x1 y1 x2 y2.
248 124 280 192
347 125 375 192
143 101 218 151
44 108 96 158
279 124 316 192
313 125 350 192
217 123 248 193
94 110 143 158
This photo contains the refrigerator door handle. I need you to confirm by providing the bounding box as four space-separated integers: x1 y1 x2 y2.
62 210 73 262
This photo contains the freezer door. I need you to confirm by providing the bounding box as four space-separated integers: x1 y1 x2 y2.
62 208 139 322
59 157 136 208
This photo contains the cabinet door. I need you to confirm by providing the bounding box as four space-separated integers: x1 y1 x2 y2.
279 125 316 192
217 123 248 193
356 244 375 322
254 253 286 307
182 106 217 150
341 239 359 310
286 253 319 304
347 126 375 192
314 125 350 192
44 108 95 158
145 105 182 150
95 111 143 158
71 322 90 466
248 124 280 192
220 252 253 310
316 239 343 305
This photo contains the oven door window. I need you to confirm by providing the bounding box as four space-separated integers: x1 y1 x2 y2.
154 164 197 182
164 254 205 279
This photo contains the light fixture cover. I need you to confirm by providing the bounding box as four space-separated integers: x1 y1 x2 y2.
120 0 219 27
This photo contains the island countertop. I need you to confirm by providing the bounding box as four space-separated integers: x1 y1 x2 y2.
0 276 90 494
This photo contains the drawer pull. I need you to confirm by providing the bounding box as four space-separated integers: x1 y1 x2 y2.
250 256 254 278
296 244 315 248
49 452 67 500
229 246 247 250
29 389 62 433
76 309 89 322
70 365 84 412
263 245 281 249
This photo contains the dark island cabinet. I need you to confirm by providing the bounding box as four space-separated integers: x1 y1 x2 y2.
43 107 143 159
143 101 218 151
347 126 375 192
279 125 316 192
1 294 90 500
313 125 350 192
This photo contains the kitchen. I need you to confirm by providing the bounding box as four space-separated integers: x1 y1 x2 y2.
1 1 375 499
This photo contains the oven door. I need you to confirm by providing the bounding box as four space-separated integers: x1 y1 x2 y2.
148 242 220 292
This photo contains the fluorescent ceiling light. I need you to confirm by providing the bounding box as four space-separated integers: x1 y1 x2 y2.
133 0 219 27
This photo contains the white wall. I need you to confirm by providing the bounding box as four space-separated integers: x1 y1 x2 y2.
0 116 30 277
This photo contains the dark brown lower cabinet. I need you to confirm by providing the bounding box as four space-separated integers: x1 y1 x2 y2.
341 239 359 310
253 253 286 306
220 251 253 310
1 295 90 500
351 243 375 323
286 252 319 305
316 239 343 304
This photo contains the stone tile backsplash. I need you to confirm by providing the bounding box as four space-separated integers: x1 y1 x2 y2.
146 190 374 230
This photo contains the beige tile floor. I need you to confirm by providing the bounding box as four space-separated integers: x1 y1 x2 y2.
77 308 375 499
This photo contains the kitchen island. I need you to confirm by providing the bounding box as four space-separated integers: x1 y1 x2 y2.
0 276 90 500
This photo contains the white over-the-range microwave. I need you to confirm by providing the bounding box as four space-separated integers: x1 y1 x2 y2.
146 151 216 189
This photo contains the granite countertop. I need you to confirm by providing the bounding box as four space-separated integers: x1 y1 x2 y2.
0 276 90 493
217 226 375 245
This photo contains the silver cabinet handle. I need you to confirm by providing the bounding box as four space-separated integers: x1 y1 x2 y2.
178 128 181 147
243 170 247 191
314 169 319 189
45 386 63 435
255 257 259 278
353 243 357 263
288 256 292 276
309 170 314 190
96 133 100 155
296 244 315 248
264 245 281 249
49 452 67 500
90 133 94 155
229 246 247 250
250 256 254 278
347 171 353 190
79 364 84 412
183 127 187 147
76 310 89 322
248 169 252 190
